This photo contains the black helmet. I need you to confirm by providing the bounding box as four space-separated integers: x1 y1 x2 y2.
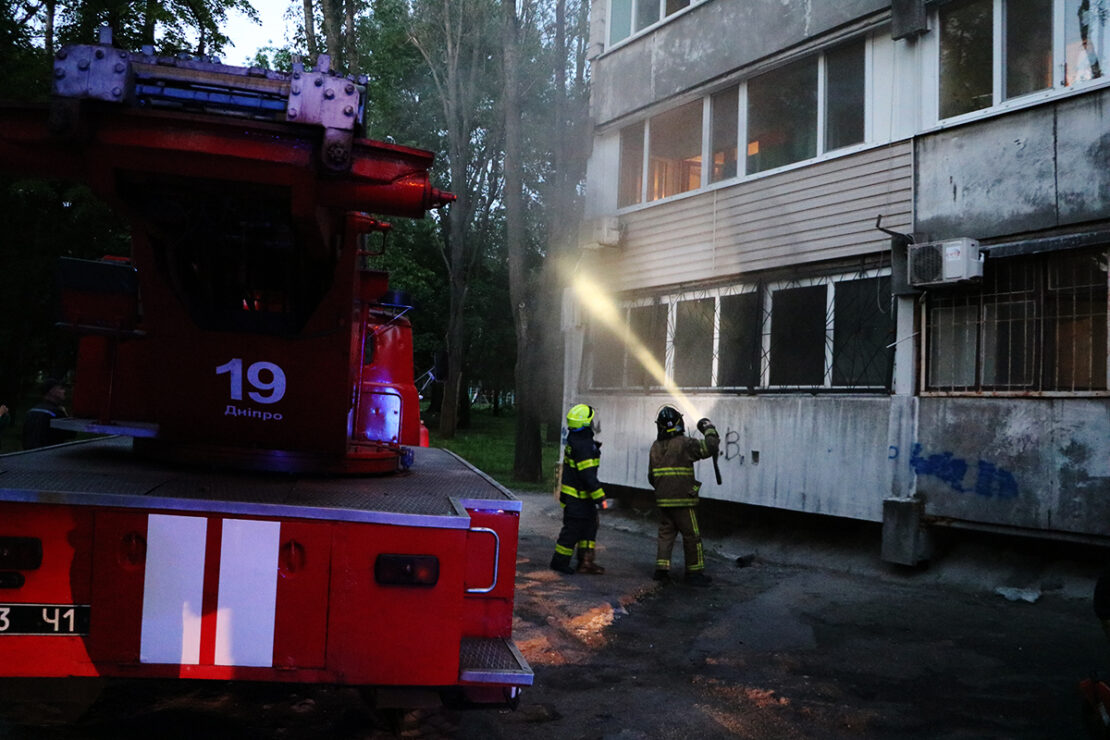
655 405 684 439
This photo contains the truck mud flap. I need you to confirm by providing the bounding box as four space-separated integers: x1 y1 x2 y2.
458 637 533 687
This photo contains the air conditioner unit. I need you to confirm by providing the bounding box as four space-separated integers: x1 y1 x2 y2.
907 238 983 287
593 216 622 248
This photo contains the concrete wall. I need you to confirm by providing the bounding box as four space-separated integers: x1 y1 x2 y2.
916 88 1110 240
575 392 901 522
915 398 1110 536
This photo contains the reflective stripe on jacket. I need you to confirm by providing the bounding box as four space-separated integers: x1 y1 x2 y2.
561 428 605 503
648 430 719 508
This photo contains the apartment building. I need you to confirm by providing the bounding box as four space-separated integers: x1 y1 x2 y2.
565 0 1110 561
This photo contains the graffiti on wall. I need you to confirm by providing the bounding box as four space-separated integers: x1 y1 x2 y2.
908 443 1019 499
722 428 745 464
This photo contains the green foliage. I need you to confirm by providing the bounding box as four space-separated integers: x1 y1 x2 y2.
432 406 555 491
1 2 50 99
51 0 259 56
0 176 128 406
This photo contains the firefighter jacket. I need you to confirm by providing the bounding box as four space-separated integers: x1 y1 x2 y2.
560 428 605 507
648 429 720 508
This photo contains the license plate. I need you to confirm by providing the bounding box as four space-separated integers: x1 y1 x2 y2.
0 604 90 635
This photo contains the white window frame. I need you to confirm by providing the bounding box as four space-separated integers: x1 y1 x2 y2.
617 33 872 209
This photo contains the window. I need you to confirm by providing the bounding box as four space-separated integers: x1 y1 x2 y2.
587 316 626 389
938 0 1101 120
1006 0 1054 98
584 272 895 393
710 87 739 183
1065 0 1110 84
925 248 1108 392
769 285 827 385
609 0 696 47
648 100 703 200
616 37 867 206
747 57 818 174
673 298 714 386
718 292 761 387
825 40 867 151
609 0 633 46
627 303 668 388
618 125 644 207
832 277 895 386
939 0 995 118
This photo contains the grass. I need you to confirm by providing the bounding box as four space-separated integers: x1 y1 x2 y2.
428 407 557 492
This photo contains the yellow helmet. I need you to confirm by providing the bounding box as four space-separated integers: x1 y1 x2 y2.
566 403 595 431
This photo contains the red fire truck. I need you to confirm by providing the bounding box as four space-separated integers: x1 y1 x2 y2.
0 28 531 722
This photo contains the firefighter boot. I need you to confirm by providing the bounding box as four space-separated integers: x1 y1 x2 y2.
550 553 575 575
576 548 605 575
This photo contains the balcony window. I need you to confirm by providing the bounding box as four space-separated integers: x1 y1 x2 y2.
609 0 697 47
825 40 867 151
648 100 703 201
940 0 994 118
1006 0 1054 98
710 87 739 183
618 124 644 207
747 57 818 174
1065 0 1110 84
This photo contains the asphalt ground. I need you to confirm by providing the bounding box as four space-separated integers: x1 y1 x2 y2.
460 487 1110 739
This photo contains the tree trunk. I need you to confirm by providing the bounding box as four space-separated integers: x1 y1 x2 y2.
304 0 318 58
320 0 343 69
44 0 56 61
344 0 359 73
503 0 542 482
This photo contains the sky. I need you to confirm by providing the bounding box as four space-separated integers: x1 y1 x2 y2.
221 2 295 64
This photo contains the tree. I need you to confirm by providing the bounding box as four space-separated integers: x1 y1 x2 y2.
408 0 503 439
500 0 590 480
502 0 542 479
13 0 260 57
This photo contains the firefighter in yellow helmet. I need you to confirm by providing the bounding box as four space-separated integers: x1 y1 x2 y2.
649 405 719 586
550 403 607 575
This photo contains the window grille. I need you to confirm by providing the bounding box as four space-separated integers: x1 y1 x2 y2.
924 247 1109 392
583 268 895 393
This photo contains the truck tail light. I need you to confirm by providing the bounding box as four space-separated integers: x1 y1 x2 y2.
0 537 43 570
374 554 439 587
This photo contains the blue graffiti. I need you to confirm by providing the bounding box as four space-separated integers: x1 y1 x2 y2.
888 445 899 460
974 459 1019 499
909 443 1018 499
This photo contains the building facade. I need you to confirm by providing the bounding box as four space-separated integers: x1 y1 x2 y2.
566 0 1110 560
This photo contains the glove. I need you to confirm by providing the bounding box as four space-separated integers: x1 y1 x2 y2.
696 418 715 434
597 499 610 510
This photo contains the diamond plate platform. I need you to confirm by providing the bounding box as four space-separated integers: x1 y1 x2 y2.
459 637 533 686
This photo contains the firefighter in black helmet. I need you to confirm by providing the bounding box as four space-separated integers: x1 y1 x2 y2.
550 404 607 575
649 405 719 586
